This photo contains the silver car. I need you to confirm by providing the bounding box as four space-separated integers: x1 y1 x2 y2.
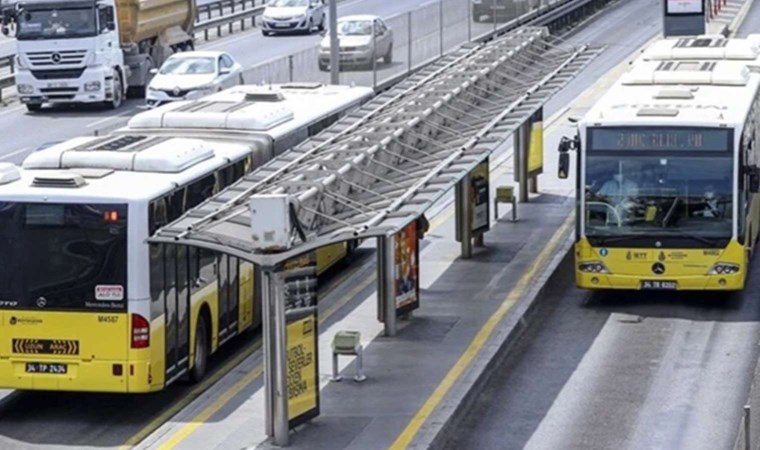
262 0 326 36
318 15 393 71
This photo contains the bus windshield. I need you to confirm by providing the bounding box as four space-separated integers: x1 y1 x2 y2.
584 152 733 246
16 6 96 40
0 202 128 311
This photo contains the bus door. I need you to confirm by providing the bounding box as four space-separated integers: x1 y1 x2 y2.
165 246 191 382
217 255 240 344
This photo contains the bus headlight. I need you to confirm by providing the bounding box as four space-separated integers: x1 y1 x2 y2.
579 261 609 274
708 263 740 275
84 81 101 92
17 84 33 94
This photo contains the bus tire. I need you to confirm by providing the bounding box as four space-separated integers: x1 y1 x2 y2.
189 313 209 383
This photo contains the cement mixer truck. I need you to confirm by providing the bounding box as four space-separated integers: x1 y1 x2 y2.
1 0 196 111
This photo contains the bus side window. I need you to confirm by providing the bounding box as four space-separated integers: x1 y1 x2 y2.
167 188 186 223
186 174 216 209
149 198 169 235
149 244 165 318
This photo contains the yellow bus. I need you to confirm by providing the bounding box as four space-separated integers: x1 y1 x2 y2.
557 35 760 291
0 83 372 392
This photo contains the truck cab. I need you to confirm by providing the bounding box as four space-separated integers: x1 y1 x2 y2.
8 0 125 111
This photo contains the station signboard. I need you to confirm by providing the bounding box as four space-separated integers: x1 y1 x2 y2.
666 0 703 14
394 221 420 315
285 306 319 428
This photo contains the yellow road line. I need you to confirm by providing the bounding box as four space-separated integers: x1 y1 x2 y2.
150 273 377 450
388 213 574 450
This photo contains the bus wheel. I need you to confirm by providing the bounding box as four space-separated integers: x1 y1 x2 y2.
190 314 209 382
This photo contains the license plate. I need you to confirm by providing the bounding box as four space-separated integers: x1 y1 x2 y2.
273 23 289 27
26 362 67 374
47 82 68 88
640 280 677 290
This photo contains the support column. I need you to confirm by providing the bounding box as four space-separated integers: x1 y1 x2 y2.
272 272 289 447
328 0 339 85
456 175 473 258
514 121 531 203
376 235 397 336
262 270 274 439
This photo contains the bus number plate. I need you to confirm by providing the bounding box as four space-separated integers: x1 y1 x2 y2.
26 362 67 374
641 280 677 290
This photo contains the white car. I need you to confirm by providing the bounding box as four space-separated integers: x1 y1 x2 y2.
318 15 393 71
146 51 244 107
261 0 325 36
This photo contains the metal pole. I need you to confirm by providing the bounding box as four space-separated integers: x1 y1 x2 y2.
372 19 377 89
377 235 397 336
457 176 473 258
272 273 289 446
407 11 412 76
467 0 471 41
329 0 339 85
439 0 444 56
262 270 274 438
745 404 751 450
493 0 497 33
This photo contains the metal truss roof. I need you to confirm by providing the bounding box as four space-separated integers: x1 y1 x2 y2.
149 26 602 267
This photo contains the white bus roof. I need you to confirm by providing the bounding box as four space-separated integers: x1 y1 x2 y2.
581 36 760 129
0 138 254 203
124 82 374 140
0 82 373 204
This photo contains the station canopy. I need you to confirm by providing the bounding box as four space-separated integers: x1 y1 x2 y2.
149 26 601 268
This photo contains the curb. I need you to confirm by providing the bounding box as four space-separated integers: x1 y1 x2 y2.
410 230 575 449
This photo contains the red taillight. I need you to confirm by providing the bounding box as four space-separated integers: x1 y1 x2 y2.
131 314 150 349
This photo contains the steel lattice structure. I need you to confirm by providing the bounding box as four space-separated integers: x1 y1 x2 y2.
150 26 601 266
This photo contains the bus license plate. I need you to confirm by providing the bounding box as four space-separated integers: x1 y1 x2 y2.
47 82 68 88
641 280 677 290
26 362 67 374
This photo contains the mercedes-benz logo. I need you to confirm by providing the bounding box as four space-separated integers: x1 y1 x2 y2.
9 317 16 325
652 262 665 275
36 297 47 308
50 52 62 64
173 87 181 96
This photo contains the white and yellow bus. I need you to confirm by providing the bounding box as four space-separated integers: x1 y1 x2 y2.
0 83 372 392
558 35 760 291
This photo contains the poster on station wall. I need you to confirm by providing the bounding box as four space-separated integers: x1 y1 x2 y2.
667 0 703 14
394 221 420 315
286 306 319 428
470 160 490 235
528 110 544 176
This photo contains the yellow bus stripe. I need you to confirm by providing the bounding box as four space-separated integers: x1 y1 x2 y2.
388 214 573 450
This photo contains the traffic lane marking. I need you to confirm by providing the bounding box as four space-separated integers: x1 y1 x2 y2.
388 214 574 450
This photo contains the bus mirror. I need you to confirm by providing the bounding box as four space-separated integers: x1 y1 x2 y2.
567 116 580 124
558 152 570 179
0 26 8 37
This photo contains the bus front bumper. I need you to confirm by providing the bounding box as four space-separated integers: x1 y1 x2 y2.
576 272 745 291
0 358 157 393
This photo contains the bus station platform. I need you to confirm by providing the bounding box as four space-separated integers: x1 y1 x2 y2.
134 2 750 449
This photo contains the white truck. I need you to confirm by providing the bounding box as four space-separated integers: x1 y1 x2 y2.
1 0 196 112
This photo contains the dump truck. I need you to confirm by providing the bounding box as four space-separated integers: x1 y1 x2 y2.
1 0 196 111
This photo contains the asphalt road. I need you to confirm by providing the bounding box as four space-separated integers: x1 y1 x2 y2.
444 1 760 448
0 0 542 164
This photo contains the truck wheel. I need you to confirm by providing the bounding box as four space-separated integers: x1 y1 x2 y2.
106 70 123 110
318 14 325 31
383 44 393 64
25 104 42 113
189 314 209 382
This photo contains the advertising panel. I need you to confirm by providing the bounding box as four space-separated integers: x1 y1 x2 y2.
394 221 420 315
528 110 544 175
470 160 490 235
286 307 319 428
666 0 703 14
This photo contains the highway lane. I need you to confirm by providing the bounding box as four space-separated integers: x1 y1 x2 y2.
0 1 632 448
444 2 760 449
0 0 538 163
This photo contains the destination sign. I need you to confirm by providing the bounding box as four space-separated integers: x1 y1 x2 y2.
588 127 731 152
